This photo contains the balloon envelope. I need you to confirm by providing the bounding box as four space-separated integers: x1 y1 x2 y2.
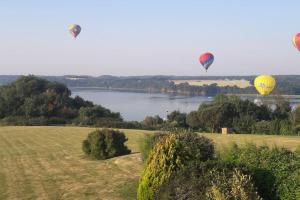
69 24 81 38
254 75 276 95
293 33 300 51
199 52 214 71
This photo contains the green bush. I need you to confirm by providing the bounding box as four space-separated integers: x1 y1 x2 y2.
207 169 261 200
82 129 131 160
252 120 271 134
279 120 294 135
0 116 67 126
233 115 256 134
79 106 122 125
139 132 165 162
219 143 300 200
157 161 261 200
137 132 214 200
296 145 300 156
142 115 163 127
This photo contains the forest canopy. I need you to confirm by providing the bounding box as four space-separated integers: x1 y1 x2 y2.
0 76 122 125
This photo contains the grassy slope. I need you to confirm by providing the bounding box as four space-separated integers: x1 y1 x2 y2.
0 126 299 200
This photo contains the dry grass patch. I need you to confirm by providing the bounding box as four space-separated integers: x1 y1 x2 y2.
199 133 300 151
0 126 149 200
171 79 251 88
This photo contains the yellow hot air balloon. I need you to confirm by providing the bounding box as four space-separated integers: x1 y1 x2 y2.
254 75 276 95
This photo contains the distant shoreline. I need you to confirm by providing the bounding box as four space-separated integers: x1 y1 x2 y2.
70 87 300 99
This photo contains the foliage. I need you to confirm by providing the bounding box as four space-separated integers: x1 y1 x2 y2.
206 169 261 200
184 94 296 135
139 132 165 161
78 105 122 125
157 161 261 200
219 143 300 200
186 111 203 129
166 111 187 127
137 132 214 200
0 76 121 125
142 115 163 127
0 116 67 126
195 94 271 133
232 115 256 134
252 120 272 134
82 129 131 160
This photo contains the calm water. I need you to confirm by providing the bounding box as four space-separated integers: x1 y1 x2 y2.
72 89 213 121
72 89 300 121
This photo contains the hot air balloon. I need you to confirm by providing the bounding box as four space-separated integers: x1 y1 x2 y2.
254 75 276 95
293 33 300 51
199 52 214 71
69 24 81 38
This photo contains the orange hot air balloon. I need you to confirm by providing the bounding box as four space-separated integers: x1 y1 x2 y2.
293 33 300 51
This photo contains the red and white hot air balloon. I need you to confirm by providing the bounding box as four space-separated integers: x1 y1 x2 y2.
199 52 214 72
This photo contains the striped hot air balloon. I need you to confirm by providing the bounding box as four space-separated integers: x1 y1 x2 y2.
199 52 214 71
293 33 300 51
69 24 81 39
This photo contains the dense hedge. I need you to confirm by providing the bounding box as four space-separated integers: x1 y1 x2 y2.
157 160 261 200
219 143 300 200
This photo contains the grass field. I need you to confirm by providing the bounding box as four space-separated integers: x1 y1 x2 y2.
171 79 251 88
0 126 299 200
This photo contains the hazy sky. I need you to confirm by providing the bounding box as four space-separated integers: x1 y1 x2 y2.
0 0 299 76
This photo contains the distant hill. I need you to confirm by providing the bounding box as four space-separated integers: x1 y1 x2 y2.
1 75 300 95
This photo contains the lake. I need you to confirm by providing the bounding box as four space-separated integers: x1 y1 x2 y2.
72 89 213 121
72 89 300 121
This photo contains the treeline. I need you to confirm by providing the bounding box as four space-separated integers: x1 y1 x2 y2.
1 76 300 135
2 75 300 95
143 94 300 135
0 76 123 125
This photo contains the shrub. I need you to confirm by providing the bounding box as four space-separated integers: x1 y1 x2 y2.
0 116 67 126
139 132 165 161
296 145 300 156
252 120 271 134
142 115 163 127
219 143 300 200
166 111 187 127
79 106 122 125
156 161 261 200
279 120 294 135
232 115 255 134
137 132 214 200
207 169 261 200
186 111 202 129
82 129 131 160
156 161 218 200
